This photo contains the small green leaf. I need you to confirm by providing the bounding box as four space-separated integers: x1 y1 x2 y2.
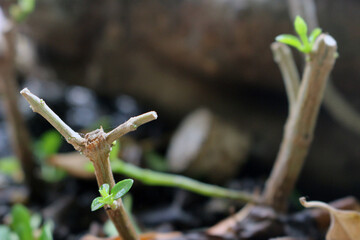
99 184 110 197
11 204 33 240
309 28 322 43
294 16 308 38
275 34 302 49
39 222 53 240
111 179 134 200
91 197 105 211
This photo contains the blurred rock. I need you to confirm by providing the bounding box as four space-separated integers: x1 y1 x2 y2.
167 108 250 183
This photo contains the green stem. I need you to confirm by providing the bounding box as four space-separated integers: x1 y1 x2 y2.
111 160 255 203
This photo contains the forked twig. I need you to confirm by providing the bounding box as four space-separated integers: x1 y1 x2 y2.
21 88 159 240
263 34 337 212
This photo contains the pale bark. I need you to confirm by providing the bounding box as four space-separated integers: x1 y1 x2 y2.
262 34 337 212
271 42 300 113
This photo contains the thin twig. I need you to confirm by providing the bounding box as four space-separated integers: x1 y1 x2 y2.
112 160 256 203
106 111 158 144
262 34 337 212
83 129 138 240
20 88 85 148
287 0 360 136
21 89 142 240
271 42 300 112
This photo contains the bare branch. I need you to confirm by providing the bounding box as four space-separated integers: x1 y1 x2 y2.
262 34 337 212
83 129 138 240
106 111 158 144
20 88 85 148
20 89 153 240
271 42 300 112
287 0 360 137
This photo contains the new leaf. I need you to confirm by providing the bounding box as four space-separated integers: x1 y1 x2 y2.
294 16 308 38
112 179 134 200
276 16 322 54
309 28 322 44
275 34 302 50
99 183 110 197
91 197 105 212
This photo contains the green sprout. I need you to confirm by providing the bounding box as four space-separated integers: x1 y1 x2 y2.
91 179 134 212
276 16 322 54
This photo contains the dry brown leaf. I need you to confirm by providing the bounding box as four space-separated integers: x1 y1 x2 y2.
300 197 360 240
